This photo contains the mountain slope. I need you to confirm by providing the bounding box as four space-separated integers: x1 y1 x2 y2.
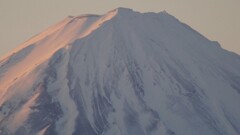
0 8 240 135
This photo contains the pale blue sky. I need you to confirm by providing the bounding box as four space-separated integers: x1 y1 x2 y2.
0 0 239 57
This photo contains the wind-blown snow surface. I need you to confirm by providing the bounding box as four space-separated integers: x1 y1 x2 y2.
0 8 240 135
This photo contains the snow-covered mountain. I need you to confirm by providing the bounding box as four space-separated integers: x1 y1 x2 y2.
0 7 240 135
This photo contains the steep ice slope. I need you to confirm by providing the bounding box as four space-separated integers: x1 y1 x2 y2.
0 8 240 135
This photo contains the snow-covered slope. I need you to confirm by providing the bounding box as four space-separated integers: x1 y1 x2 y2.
0 7 240 135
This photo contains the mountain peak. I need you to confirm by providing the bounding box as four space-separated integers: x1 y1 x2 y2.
114 7 134 12
108 7 135 16
1 7 240 135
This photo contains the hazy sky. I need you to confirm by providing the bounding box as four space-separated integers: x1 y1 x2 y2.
0 0 239 57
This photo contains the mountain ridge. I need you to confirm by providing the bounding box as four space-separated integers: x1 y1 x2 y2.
0 7 223 61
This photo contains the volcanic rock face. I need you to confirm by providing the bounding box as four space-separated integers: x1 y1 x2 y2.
0 8 240 135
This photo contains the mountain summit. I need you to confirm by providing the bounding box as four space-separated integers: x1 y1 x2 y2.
0 8 240 135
